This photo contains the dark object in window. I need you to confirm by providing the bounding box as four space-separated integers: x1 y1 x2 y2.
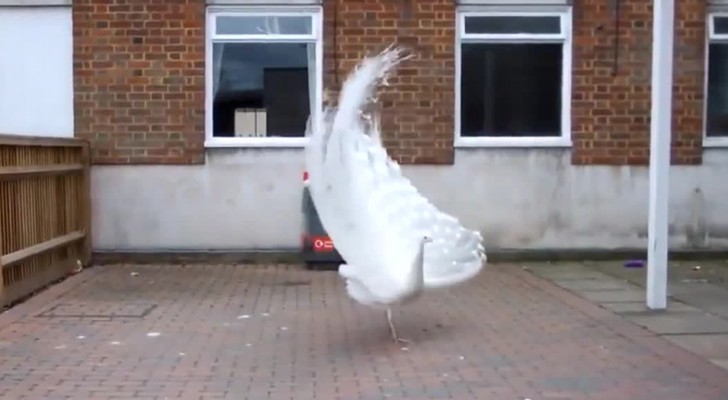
460 43 562 137
464 16 561 35
264 68 310 137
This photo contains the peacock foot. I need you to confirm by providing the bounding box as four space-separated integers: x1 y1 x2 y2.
386 308 411 344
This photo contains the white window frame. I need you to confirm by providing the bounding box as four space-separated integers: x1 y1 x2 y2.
205 5 323 148
454 6 573 148
704 11 728 147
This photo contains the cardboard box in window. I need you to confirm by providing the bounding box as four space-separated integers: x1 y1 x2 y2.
234 108 267 137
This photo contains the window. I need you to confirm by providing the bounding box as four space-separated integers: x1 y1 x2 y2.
205 7 322 147
705 13 728 145
455 8 572 147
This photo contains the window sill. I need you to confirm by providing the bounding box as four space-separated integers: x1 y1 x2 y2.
205 136 573 149
205 137 309 148
703 137 728 148
454 136 572 148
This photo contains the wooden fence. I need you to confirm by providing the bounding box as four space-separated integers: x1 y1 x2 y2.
0 134 91 308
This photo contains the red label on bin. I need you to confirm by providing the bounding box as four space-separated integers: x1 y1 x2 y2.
311 236 334 252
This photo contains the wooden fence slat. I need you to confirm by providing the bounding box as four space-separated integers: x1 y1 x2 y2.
18 147 31 288
0 164 83 180
0 134 86 148
1 231 85 267
0 210 4 306
80 143 92 266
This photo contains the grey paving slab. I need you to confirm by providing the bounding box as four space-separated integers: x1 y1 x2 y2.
600 301 698 314
664 334 728 360
626 311 728 335
579 289 647 303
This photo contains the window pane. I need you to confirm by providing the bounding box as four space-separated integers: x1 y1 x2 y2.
464 16 561 35
714 17 728 35
212 42 315 138
216 15 312 35
460 43 562 137
707 43 728 137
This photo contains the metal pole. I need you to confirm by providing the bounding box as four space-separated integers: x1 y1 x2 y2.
646 0 675 310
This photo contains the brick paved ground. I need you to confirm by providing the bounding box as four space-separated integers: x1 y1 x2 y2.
1 263 728 400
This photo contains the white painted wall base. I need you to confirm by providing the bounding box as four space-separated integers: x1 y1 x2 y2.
91 149 728 251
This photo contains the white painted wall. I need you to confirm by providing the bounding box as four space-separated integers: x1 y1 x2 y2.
91 149 728 251
0 6 73 137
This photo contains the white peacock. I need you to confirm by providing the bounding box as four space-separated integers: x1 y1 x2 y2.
305 45 487 343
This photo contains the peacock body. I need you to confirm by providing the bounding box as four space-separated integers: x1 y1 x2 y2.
305 46 486 342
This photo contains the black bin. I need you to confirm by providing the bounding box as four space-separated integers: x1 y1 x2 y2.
300 171 343 270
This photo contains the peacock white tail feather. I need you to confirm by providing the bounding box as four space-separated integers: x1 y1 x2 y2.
305 45 486 309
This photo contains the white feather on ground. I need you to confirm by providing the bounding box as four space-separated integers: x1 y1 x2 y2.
305 46 486 341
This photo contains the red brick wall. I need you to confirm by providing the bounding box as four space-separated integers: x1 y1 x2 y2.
323 0 455 165
73 0 707 166
571 0 706 165
73 0 205 164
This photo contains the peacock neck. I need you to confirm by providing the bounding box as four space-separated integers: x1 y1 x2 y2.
407 238 427 289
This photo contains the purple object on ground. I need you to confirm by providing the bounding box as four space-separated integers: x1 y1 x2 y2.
624 260 645 268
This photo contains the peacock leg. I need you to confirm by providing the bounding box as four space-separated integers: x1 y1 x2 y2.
386 308 409 343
